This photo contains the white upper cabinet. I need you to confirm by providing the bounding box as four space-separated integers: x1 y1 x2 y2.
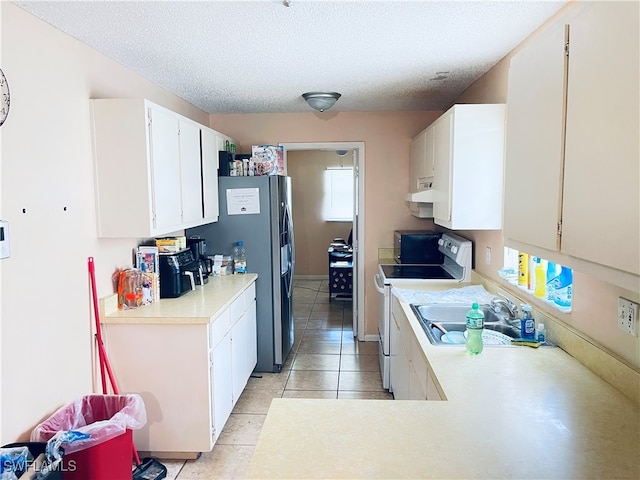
432 104 506 230
200 127 221 223
91 99 229 238
406 104 505 227
503 21 567 252
561 2 639 277
503 1 639 286
179 118 206 228
147 105 183 233
409 127 434 195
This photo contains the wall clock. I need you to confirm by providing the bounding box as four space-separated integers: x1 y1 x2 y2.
0 68 10 127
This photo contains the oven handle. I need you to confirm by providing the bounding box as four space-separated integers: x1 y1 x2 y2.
374 273 386 294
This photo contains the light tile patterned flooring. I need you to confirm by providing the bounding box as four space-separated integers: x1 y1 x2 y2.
163 278 391 479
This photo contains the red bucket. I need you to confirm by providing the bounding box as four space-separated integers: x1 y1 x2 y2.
31 394 146 480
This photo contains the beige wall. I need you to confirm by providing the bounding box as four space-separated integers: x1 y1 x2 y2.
287 150 352 276
0 3 211 442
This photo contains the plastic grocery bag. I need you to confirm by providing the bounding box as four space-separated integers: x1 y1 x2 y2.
30 394 146 456
0 445 30 479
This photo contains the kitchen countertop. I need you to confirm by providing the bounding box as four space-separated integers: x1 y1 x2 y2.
101 273 258 324
246 285 639 479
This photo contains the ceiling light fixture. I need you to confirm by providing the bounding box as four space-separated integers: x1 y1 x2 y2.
302 92 341 112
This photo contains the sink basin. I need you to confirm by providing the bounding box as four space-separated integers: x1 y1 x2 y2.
414 304 503 324
410 304 554 347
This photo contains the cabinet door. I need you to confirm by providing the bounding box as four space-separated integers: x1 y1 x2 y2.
389 311 400 395
246 299 258 375
424 127 435 182
180 119 204 226
426 371 442 401
201 128 220 223
561 2 639 275
212 333 233 441
432 112 453 222
148 106 182 232
503 21 567 251
409 128 433 193
389 312 410 400
408 363 427 400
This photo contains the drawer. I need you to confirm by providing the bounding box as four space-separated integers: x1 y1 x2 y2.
210 308 230 348
229 293 245 322
245 283 256 303
230 283 256 322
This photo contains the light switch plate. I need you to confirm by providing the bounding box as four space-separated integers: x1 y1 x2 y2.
618 297 638 336
485 247 491 265
0 220 10 259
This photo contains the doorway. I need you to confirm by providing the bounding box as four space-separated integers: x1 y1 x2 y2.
280 142 365 340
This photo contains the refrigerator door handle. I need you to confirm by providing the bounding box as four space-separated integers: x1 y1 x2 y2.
284 204 295 299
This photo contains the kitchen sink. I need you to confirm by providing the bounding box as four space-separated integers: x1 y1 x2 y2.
414 304 503 324
410 304 554 347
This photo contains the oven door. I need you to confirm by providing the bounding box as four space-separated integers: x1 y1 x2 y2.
374 272 391 390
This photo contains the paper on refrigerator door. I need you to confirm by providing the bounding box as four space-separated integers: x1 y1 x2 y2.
226 188 260 215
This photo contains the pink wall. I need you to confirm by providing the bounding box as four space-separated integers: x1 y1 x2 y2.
209 111 441 336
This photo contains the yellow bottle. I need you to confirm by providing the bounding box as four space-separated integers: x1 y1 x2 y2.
518 252 529 287
534 258 547 298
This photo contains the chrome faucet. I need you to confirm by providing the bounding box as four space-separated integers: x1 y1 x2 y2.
490 293 519 321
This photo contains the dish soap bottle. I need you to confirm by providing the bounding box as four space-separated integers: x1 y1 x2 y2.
233 241 247 274
466 303 484 355
520 304 536 340
533 258 547 298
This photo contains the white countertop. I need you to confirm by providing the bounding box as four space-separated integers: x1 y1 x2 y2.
101 273 258 324
246 284 639 479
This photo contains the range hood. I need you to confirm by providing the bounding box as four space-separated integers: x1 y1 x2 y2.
405 189 435 218
405 189 436 203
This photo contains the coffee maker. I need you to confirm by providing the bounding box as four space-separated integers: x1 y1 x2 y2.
187 237 212 285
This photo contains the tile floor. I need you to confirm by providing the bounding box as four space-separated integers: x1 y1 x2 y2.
161 278 392 479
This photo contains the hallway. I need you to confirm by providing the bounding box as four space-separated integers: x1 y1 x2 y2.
165 278 391 479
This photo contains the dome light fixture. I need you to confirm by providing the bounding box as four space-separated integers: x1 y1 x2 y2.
302 91 341 112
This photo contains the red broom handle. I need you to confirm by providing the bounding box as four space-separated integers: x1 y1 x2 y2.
88 257 108 394
88 257 141 466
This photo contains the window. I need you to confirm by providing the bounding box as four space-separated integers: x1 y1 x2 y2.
500 247 573 313
323 167 353 221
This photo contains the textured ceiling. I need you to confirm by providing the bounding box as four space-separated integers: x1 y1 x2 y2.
15 0 567 114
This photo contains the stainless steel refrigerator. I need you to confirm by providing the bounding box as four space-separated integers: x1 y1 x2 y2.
187 175 294 372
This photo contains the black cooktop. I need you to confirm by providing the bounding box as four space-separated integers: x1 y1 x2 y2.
380 264 454 280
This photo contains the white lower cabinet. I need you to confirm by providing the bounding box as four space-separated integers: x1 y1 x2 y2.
390 295 442 401
231 300 257 407
104 282 256 457
211 330 233 443
389 310 410 399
